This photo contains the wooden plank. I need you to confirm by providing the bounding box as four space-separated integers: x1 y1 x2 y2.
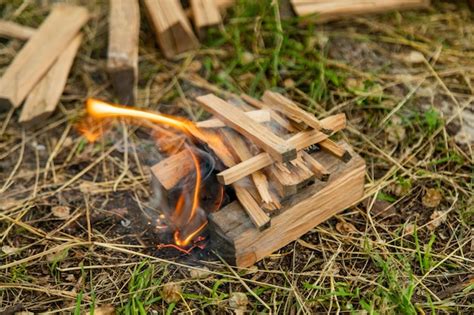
241 93 296 132
262 91 329 132
143 0 199 59
195 109 270 128
291 0 430 21
191 0 222 39
151 149 195 190
0 4 89 110
222 129 273 204
197 94 297 162
319 138 352 162
19 34 82 126
107 0 140 105
0 20 34 40
208 141 366 267
216 113 346 185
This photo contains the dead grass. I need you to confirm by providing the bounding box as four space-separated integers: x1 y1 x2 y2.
0 0 473 314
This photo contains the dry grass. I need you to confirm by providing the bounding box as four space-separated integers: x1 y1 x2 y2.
0 0 473 314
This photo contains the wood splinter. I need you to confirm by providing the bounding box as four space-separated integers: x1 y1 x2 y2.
319 139 352 162
191 0 222 39
196 109 270 128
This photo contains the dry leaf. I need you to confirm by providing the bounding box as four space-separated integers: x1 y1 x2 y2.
422 188 443 208
404 223 415 235
241 51 254 65
427 210 448 231
1 245 18 255
189 267 211 279
402 51 425 64
229 292 248 311
51 206 71 219
336 222 358 234
386 116 406 143
0 198 18 210
283 78 295 88
162 282 181 304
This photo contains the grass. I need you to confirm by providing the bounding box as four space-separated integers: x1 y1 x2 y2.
0 0 473 314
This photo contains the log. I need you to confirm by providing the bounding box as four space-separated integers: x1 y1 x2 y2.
262 91 328 132
196 109 270 128
107 0 140 105
191 0 222 39
143 0 199 59
0 4 89 110
0 20 35 40
19 34 82 126
208 141 366 267
216 114 345 185
197 94 296 162
319 139 352 162
291 0 430 21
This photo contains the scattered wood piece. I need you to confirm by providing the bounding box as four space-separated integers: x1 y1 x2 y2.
191 0 222 38
19 34 82 126
143 0 199 59
301 151 330 181
151 149 195 190
107 0 140 105
0 20 35 40
320 113 346 133
233 185 271 230
217 153 273 185
268 160 315 198
262 90 327 132
222 129 273 204
197 94 296 162
291 0 431 21
196 109 270 128
319 139 352 162
209 142 366 267
241 93 296 132
0 4 89 110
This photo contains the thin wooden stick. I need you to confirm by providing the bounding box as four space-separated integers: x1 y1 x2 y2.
319 139 352 162
196 110 270 128
0 20 34 40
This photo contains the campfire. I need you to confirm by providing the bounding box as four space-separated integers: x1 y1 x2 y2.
78 91 365 267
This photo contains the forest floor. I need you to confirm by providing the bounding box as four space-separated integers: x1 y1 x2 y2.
0 0 473 314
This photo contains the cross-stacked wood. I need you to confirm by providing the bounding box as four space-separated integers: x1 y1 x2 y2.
151 91 350 230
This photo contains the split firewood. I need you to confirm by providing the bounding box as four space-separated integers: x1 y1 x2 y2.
0 4 89 110
191 0 222 39
268 159 315 198
19 34 82 126
196 94 297 162
233 185 271 230
151 149 195 191
143 0 199 59
319 113 346 133
0 20 35 40
107 0 140 105
300 151 330 181
319 139 352 162
241 93 296 132
262 90 329 133
196 109 271 128
221 129 275 206
217 114 345 185
291 0 430 21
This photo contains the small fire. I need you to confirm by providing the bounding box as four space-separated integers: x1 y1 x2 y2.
80 98 226 250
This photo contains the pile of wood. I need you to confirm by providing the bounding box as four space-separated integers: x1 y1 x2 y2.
0 4 89 125
291 0 431 21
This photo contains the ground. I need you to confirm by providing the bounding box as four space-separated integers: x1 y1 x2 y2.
0 0 473 314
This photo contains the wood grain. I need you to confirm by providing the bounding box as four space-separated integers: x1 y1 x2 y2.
0 4 89 110
107 0 140 105
19 34 82 126
191 0 222 38
0 20 34 40
196 109 270 128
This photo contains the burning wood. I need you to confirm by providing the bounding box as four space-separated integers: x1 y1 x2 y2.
107 0 140 105
0 4 89 110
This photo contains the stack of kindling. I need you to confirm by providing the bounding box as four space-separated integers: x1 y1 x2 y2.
151 91 351 231
0 4 89 125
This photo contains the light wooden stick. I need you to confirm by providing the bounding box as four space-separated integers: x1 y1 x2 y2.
107 0 140 105
262 91 329 132
143 0 199 59
233 185 271 230
151 149 195 190
191 0 222 38
0 20 35 40
291 0 430 21
196 110 270 128
197 94 296 162
0 4 89 110
319 139 352 162
301 151 330 181
19 34 82 125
